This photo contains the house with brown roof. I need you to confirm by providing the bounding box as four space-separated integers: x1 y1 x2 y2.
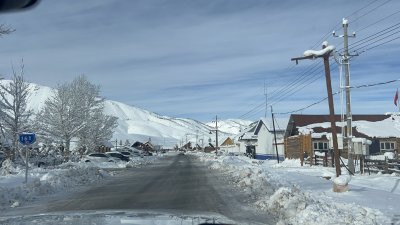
220 137 234 146
284 114 400 159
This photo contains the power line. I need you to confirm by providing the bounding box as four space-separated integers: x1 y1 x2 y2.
235 1 398 121
275 79 400 115
359 35 400 53
357 8 400 32
349 22 400 50
349 0 392 25
310 0 380 50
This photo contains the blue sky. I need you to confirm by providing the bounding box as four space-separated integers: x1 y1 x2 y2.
0 0 400 122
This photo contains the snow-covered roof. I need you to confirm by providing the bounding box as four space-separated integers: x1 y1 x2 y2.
297 115 400 138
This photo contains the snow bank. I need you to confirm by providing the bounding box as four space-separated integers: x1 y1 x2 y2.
333 174 351 186
369 152 396 160
256 186 379 225
0 156 160 209
196 153 389 225
0 159 16 176
0 162 110 209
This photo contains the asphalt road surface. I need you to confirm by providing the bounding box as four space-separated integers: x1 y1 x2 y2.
3 154 276 224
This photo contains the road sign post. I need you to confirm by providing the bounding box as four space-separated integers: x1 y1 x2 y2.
19 133 36 184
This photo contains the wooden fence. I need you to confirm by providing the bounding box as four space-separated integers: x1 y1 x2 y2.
364 157 400 174
303 152 334 167
284 134 312 166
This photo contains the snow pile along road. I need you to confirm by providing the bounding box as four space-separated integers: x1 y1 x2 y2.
0 162 110 209
0 156 160 210
197 153 389 225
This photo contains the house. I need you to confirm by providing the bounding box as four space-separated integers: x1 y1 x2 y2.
131 141 154 152
182 142 192 150
131 141 144 149
238 119 285 160
219 137 240 154
284 114 400 158
220 137 234 146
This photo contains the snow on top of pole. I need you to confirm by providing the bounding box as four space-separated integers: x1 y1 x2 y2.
303 42 335 57
342 18 348 25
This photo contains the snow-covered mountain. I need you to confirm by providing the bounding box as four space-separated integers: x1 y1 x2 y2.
4 80 253 148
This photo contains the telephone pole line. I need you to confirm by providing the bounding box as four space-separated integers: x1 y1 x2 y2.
291 41 342 177
215 115 218 155
271 106 279 163
264 80 268 118
333 18 356 173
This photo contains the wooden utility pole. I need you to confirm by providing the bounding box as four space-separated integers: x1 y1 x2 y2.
271 106 280 163
291 42 341 177
322 46 342 177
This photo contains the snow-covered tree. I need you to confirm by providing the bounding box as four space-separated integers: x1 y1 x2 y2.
76 107 117 157
0 24 14 37
36 75 117 160
0 63 32 161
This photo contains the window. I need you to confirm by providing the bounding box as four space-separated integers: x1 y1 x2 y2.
313 141 329 151
380 141 395 151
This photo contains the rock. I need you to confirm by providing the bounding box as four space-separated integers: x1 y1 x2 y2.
333 183 349 193
10 201 20 208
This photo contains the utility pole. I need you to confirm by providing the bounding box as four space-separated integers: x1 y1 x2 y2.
196 130 198 149
215 115 218 155
264 80 268 118
333 18 356 173
291 42 342 177
271 106 279 163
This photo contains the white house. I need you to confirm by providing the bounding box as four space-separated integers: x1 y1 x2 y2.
238 119 285 160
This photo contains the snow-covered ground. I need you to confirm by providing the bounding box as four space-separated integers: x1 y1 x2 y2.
0 156 159 211
194 152 400 225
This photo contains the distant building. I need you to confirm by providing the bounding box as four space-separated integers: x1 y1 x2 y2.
238 119 285 160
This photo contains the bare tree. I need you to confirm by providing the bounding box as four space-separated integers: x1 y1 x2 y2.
35 82 83 160
0 24 14 37
77 109 117 157
0 62 32 161
36 75 117 160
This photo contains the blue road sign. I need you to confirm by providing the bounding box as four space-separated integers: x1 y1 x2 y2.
19 133 36 145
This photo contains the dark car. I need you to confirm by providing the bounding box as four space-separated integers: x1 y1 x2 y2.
84 153 115 163
105 152 130 162
0 151 4 167
120 151 131 157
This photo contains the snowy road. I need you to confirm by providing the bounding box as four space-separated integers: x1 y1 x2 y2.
2 154 275 224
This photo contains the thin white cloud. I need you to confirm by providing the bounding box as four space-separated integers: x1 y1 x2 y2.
0 0 399 121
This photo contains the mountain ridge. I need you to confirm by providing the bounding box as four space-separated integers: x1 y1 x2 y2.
1 80 253 148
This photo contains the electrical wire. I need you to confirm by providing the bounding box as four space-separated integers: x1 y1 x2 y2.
275 79 400 115
235 1 399 120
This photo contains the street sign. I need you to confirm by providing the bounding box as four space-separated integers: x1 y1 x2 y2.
19 133 36 145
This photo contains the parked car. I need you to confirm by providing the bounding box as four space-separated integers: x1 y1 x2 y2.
0 151 4 167
84 153 115 163
120 151 131 157
142 151 153 156
105 152 130 162
133 150 144 157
